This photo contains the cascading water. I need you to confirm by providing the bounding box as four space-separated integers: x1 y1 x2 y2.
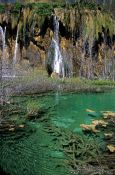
53 16 65 77
0 26 6 60
0 26 6 104
13 27 19 65
0 26 20 104
13 26 19 77
0 25 19 78
48 16 65 78
53 38 65 77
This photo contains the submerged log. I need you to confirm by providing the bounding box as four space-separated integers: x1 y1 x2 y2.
86 109 102 117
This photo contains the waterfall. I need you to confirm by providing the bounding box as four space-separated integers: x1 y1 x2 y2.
0 26 6 78
13 27 19 65
3 27 6 60
53 16 65 77
0 26 20 78
0 26 6 60
0 26 6 104
48 16 65 78
52 38 65 77
12 26 19 77
47 16 73 78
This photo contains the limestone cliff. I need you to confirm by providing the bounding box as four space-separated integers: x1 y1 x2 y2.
0 2 115 79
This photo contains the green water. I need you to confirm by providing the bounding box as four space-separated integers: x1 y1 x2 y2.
38 90 115 132
0 91 115 175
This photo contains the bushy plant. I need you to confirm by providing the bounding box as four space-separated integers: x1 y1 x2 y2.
26 100 45 119
0 4 5 13
11 3 23 13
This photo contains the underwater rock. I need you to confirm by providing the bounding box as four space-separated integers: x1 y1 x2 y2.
8 127 15 132
102 111 115 119
80 119 108 133
26 104 46 120
86 109 95 113
86 109 102 117
104 133 113 139
80 123 99 133
26 109 40 119
107 145 115 153
18 124 24 128
92 120 108 127
51 72 59 78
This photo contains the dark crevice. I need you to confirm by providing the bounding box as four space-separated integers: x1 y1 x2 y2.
59 20 70 39
30 38 45 51
0 167 10 175
112 34 115 44
39 16 50 37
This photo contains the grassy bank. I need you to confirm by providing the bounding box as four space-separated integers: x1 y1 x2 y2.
1 69 115 96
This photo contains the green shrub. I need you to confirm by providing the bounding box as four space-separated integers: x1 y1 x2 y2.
91 80 115 86
11 3 23 13
27 101 44 112
0 4 5 13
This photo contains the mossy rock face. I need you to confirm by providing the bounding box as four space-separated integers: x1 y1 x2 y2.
0 2 114 79
0 2 114 40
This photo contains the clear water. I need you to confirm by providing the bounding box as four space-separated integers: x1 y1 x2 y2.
0 90 115 175
39 90 115 132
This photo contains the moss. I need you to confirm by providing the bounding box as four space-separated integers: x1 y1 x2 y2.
25 2 66 16
11 3 23 13
27 100 44 113
81 10 115 40
11 13 19 29
64 12 70 29
0 4 5 14
90 80 115 86
66 1 97 11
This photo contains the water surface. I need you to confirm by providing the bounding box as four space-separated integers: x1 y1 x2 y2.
0 90 115 175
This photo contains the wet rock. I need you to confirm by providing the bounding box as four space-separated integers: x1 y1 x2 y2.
107 145 115 153
0 4 114 79
103 111 115 119
51 72 59 78
104 133 113 139
92 120 108 127
80 123 99 133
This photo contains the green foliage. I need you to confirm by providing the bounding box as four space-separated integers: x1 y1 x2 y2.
91 80 115 86
33 3 53 16
80 1 97 10
0 4 5 13
11 3 23 13
53 2 65 9
26 2 65 16
66 1 97 10
27 100 44 113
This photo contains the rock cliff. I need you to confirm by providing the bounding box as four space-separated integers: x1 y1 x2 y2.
0 2 115 79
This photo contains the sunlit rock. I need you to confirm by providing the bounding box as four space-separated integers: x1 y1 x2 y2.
107 145 115 153
80 124 99 133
